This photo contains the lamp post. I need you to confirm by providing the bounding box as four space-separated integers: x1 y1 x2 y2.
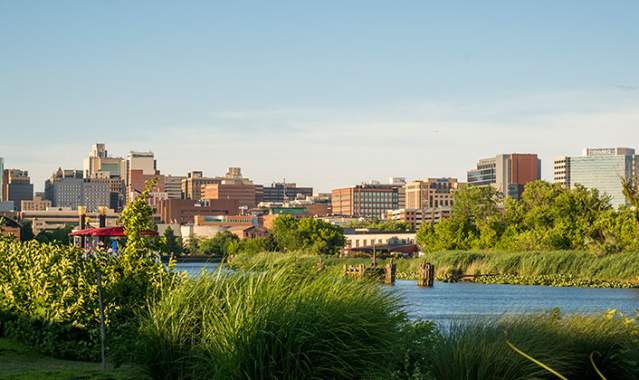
96 206 107 369
78 206 87 248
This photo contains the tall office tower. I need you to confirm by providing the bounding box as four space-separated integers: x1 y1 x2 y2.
83 143 126 179
553 156 571 187
182 171 221 200
554 147 637 208
2 169 34 211
44 168 116 212
165 175 186 199
125 151 164 200
467 153 541 199
331 183 401 219
82 144 126 209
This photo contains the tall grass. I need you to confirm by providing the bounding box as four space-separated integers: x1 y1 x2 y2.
229 250 639 286
425 311 639 380
135 264 408 379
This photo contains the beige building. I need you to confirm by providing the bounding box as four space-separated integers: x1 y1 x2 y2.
553 156 571 187
386 208 451 228
21 207 119 234
83 144 126 179
21 195 52 212
404 178 458 209
182 171 221 200
343 230 416 250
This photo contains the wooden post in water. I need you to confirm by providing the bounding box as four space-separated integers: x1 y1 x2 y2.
384 259 396 285
417 262 435 287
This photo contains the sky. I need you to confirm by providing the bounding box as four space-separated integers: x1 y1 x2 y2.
1 1 638 192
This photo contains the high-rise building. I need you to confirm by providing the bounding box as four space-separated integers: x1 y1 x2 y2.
125 151 165 203
553 147 637 207
44 168 117 211
404 178 458 209
182 171 221 200
261 183 313 203
553 156 571 187
82 143 125 207
2 169 34 211
331 183 401 218
83 143 125 179
467 153 541 199
165 175 185 199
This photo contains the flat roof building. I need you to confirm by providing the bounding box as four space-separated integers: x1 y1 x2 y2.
467 153 541 199
554 147 637 208
2 169 34 211
331 184 401 219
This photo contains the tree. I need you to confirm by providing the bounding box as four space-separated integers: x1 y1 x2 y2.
159 227 182 255
20 220 34 241
271 215 346 255
622 177 639 232
120 179 157 257
199 231 240 257
35 225 73 245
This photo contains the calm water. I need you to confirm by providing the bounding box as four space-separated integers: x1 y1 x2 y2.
174 262 639 325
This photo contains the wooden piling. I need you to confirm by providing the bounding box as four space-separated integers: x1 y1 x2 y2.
417 262 435 287
384 259 396 285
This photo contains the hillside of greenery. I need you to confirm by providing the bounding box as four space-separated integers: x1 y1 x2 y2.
417 180 639 254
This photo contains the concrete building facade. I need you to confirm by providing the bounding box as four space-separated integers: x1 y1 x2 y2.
2 169 34 211
331 184 401 219
553 147 637 207
467 153 541 199
261 183 313 203
158 198 241 224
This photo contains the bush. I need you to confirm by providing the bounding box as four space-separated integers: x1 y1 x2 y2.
0 236 170 361
135 266 407 379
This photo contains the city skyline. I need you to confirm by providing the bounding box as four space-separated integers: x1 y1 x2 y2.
1 2 638 192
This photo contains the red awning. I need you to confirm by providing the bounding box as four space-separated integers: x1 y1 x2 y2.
69 226 158 237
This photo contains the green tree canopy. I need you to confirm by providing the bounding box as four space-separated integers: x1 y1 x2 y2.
271 215 346 255
417 180 632 254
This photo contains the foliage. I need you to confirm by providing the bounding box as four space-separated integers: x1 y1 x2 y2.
198 231 239 257
19 221 34 242
271 215 346 255
135 266 407 379
421 311 639 380
347 218 414 232
229 235 277 255
157 227 182 255
0 179 172 361
417 180 639 254
34 226 74 245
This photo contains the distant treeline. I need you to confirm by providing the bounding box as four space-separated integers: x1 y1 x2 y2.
417 180 639 254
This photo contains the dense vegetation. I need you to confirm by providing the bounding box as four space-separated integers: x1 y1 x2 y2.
230 250 639 288
417 180 639 254
136 266 408 379
0 183 172 362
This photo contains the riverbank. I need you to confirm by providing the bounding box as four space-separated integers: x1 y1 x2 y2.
229 250 639 288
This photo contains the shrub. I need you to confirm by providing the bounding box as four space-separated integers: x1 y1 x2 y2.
135 266 407 379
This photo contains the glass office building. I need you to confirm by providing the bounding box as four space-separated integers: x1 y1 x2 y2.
569 148 636 208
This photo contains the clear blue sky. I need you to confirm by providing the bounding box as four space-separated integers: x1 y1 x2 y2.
1 1 638 192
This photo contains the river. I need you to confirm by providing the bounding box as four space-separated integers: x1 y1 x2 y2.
174 261 639 325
